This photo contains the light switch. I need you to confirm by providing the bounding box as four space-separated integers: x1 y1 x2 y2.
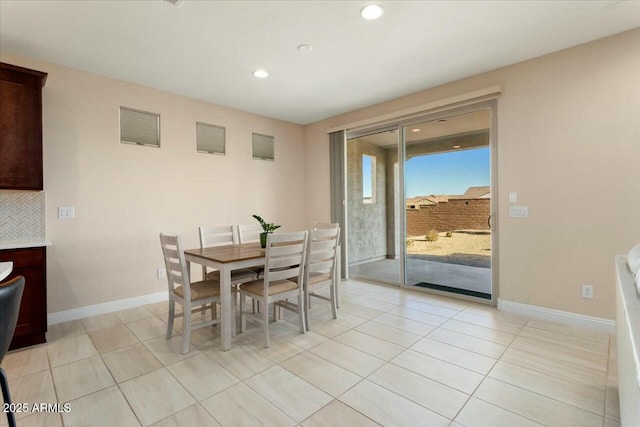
509 206 528 218
509 192 518 203
58 207 75 219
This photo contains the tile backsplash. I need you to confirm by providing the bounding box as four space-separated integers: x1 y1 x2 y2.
0 190 46 243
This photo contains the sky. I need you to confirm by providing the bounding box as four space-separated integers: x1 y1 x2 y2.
405 147 490 197
363 155 374 198
362 147 490 198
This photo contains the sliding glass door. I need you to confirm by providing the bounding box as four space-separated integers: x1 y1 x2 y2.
346 128 401 285
403 108 493 300
343 103 496 302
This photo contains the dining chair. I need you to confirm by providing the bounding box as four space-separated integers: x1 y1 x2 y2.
299 226 340 330
239 230 308 348
237 223 263 244
160 233 222 354
313 222 341 308
0 275 25 427
199 225 258 285
313 222 338 230
199 225 260 319
237 223 266 313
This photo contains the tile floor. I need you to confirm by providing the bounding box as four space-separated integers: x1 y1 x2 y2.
1 280 620 426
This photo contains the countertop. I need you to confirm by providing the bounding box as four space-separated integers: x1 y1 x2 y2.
0 261 12 282
0 240 52 251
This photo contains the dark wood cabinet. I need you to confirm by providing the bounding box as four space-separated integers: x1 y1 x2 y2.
0 247 47 349
0 62 47 190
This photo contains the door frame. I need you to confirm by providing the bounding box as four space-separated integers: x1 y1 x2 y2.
397 101 498 305
344 124 400 284
341 100 499 305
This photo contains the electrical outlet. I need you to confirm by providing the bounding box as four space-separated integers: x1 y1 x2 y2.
58 207 75 219
157 268 166 280
509 206 528 218
581 284 594 299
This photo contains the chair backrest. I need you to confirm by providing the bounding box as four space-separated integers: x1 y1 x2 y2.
199 225 237 248
264 231 308 285
313 222 339 231
312 223 341 277
159 234 191 300
238 223 263 244
0 276 25 364
306 227 340 277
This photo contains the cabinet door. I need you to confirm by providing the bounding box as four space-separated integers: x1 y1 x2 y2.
0 248 47 349
0 66 45 190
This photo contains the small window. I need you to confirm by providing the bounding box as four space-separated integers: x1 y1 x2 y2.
196 122 225 155
363 154 376 204
119 107 160 147
252 133 275 161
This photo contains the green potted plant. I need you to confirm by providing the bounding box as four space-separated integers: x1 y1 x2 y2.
252 214 281 248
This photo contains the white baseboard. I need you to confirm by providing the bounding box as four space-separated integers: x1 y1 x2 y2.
498 299 615 333
48 291 168 325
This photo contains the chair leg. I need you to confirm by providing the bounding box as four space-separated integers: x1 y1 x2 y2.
330 285 338 319
166 298 175 339
335 259 341 308
0 368 16 427
298 294 306 333
231 295 237 337
240 292 246 333
263 299 270 348
304 291 311 331
182 305 192 354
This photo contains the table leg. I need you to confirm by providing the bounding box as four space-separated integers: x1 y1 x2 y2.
220 265 233 351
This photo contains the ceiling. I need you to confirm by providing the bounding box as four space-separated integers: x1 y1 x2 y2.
1 1 638 125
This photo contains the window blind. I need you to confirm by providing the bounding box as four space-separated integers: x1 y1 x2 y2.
252 133 274 160
196 122 225 155
120 107 160 147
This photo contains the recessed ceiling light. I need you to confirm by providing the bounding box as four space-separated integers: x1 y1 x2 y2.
411 128 421 133
253 69 269 79
297 44 313 52
361 4 384 20
453 145 461 149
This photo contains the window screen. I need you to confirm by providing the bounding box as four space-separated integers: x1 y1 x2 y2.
252 133 275 161
120 107 160 147
196 122 225 155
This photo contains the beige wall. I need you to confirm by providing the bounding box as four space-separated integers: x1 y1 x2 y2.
1 52 306 313
304 29 640 319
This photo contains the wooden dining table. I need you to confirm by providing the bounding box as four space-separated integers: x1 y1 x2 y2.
183 242 265 351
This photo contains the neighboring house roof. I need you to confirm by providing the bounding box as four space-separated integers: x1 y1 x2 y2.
406 196 436 207
406 186 490 206
461 186 491 199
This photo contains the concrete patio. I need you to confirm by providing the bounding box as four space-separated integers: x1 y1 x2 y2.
349 256 491 296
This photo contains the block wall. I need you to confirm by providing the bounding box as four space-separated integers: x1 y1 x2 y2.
406 199 490 235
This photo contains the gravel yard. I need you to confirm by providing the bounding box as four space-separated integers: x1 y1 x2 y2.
407 230 491 268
